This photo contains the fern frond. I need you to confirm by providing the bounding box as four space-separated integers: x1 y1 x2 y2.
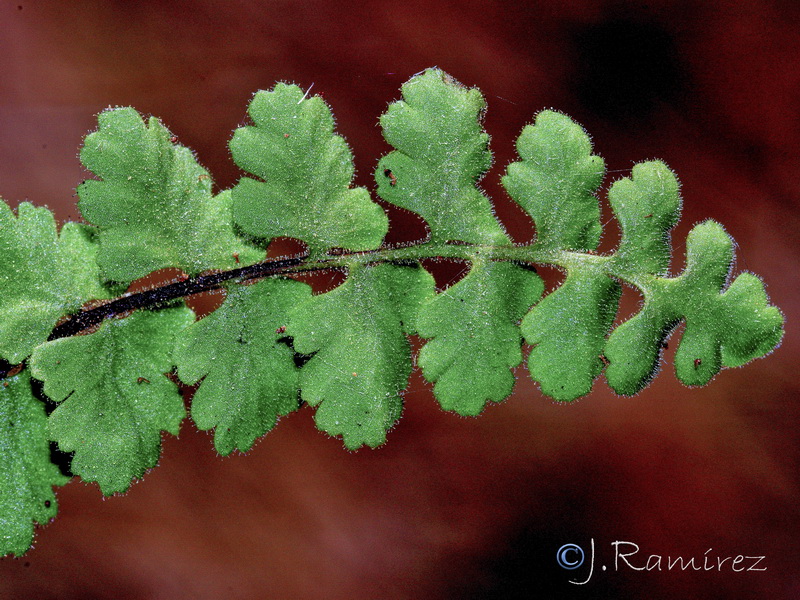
0 68 783 556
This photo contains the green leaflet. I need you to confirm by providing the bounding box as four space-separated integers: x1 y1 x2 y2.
0 372 68 557
0 202 106 363
78 108 263 282
522 267 621 401
604 221 784 394
30 307 194 495
376 68 509 245
175 279 311 455
288 264 435 449
512 159 777 400
608 161 682 278
503 110 605 251
230 83 388 252
417 260 543 414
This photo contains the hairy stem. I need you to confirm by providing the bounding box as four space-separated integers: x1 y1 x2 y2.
46 241 647 343
48 255 307 341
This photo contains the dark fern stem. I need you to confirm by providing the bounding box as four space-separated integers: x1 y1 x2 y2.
48 254 309 341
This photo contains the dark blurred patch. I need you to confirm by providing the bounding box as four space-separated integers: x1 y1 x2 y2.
571 15 686 123
469 527 631 600
0 358 13 379
463 456 638 599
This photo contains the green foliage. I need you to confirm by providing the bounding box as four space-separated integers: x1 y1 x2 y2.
0 203 106 362
30 308 193 495
604 220 783 394
375 69 509 245
417 260 543 414
0 372 68 556
175 279 310 455
503 109 605 251
230 83 388 252
522 267 621 401
0 68 784 555
79 108 263 281
608 161 682 278
288 264 434 449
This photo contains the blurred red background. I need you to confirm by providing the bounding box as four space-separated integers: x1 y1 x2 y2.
1 1 798 598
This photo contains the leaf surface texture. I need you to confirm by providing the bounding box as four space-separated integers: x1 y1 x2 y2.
175 279 310 455
417 260 543 414
78 108 262 281
230 83 388 252
376 69 508 244
0 372 68 556
288 264 434 449
0 203 106 362
30 308 194 495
